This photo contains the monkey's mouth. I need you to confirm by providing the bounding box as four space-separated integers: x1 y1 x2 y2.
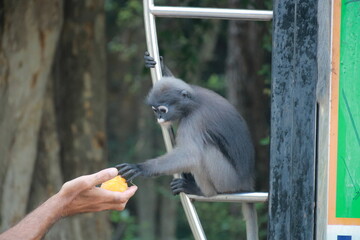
157 118 172 128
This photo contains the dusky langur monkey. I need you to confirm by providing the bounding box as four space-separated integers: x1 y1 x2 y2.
117 52 258 239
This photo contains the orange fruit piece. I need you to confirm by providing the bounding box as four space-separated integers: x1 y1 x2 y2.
100 176 128 192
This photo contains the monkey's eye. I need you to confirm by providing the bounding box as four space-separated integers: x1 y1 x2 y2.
158 106 168 114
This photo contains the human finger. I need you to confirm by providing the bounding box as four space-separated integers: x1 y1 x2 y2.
107 186 138 210
101 185 138 204
120 185 138 199
90 168 119 186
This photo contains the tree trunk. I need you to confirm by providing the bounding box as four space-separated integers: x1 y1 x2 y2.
0 0 63 232
28 77 72 239
53 1 110 239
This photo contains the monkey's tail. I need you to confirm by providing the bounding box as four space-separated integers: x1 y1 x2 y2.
242 202 259 240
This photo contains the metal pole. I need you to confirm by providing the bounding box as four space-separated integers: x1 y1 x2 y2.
143 0 162 83
143 1 207 239
150 6 273 21
188 192 268 203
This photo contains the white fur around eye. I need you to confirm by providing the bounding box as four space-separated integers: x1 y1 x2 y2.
158 106 168 113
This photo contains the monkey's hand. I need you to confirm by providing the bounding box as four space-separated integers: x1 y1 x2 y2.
144 51 174 77
170 177 203 196
144 51 166 69
116 163 144 183
144 51 157 69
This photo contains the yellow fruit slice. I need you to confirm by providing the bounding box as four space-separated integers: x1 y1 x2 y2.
100 176 128 192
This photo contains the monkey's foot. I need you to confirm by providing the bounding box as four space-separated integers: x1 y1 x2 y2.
170 178 203 196
116 163 142 182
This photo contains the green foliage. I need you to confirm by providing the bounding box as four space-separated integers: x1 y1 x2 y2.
258 64 271 97
196 202 246 239
259 136 270 146
256 203 269 240
176 202 268 240
203 74 226 95
110 210 138 240
259 20 273 98
106 0 143 59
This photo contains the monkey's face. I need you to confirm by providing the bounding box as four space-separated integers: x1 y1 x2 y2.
149 90 194 127
151 105 173 127
146 77 197 126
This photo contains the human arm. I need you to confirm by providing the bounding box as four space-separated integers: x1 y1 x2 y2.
0 168 137 240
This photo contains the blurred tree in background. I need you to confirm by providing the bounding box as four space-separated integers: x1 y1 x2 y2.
0 0 271 239
0 1 110 239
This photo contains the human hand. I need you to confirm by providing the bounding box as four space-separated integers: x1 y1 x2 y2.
57 168 137 217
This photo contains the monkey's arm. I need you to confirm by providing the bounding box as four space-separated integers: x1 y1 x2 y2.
117 146 198 182
144 51 174 77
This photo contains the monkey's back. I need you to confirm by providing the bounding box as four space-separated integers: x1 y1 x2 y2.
177 86 255 194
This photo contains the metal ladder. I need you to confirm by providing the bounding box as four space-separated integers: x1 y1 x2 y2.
143 1 272 239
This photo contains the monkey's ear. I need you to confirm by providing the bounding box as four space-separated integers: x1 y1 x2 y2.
181 90 189 98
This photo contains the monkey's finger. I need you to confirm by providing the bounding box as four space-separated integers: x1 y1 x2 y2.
144 53 156 65
115 163 129 170
120 167 141 179
170 179 185 189
116 163 134 173
120 169 136 179
171 178 185 184
170 178 183 186
170 184 184 195
125 172 142 183
145 63 156 69
144 59 156 66
118 167 137 178
146 61 156 65
171 189 183 195
144 54 155 61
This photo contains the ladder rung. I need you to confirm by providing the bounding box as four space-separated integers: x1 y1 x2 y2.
187 192 268 203
150 6 273 21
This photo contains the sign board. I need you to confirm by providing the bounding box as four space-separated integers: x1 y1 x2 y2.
328 0 360 238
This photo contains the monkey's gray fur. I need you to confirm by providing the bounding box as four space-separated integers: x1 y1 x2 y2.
117 76 255 197
117 53 258 239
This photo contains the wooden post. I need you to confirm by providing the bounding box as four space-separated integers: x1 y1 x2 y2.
268 0 318 239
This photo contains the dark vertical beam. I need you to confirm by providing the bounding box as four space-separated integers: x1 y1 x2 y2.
268 0 318 239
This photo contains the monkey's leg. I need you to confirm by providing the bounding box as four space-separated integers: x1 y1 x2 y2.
170 174 203 196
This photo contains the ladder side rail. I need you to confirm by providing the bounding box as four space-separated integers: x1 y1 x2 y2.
144 0 162 83
143 1 207 240
150 6 273 21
